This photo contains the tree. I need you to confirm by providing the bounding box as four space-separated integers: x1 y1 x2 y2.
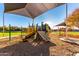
65 8 79 39
44 23 51 32
65 8 79 28
41 22 44 31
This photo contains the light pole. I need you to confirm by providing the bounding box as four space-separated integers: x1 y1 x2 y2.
32 19 34 32
65 3 68 39
3 10 5 37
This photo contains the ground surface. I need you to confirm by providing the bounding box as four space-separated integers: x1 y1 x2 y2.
0 38 55 56
48 32 79 56
0 37 79 56
0 31 79 56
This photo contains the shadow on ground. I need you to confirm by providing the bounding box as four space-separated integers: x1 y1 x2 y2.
0 40 56 56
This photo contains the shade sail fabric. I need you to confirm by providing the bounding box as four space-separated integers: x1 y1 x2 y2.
4 3 64 18
4 3 26 12
56 22 66 26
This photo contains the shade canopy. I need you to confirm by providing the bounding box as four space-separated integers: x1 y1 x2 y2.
56 22 66 26
4 3 64 19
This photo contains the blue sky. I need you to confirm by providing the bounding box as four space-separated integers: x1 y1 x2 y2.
0 3 79 28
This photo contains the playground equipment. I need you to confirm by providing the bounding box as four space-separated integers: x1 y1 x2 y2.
3 3 65 41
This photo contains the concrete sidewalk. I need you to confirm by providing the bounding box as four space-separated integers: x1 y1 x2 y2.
60 37 79 44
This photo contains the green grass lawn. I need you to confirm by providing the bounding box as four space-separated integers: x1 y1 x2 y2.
51 31 79 35
68 32 79 35
0 31 26 37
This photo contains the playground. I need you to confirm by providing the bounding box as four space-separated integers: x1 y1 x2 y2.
0 3 79 56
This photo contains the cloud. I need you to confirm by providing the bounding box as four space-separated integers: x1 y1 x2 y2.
43 20 53 29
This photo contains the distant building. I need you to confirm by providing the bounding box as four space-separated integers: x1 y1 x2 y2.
53 22 66 31
53 22 79 31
